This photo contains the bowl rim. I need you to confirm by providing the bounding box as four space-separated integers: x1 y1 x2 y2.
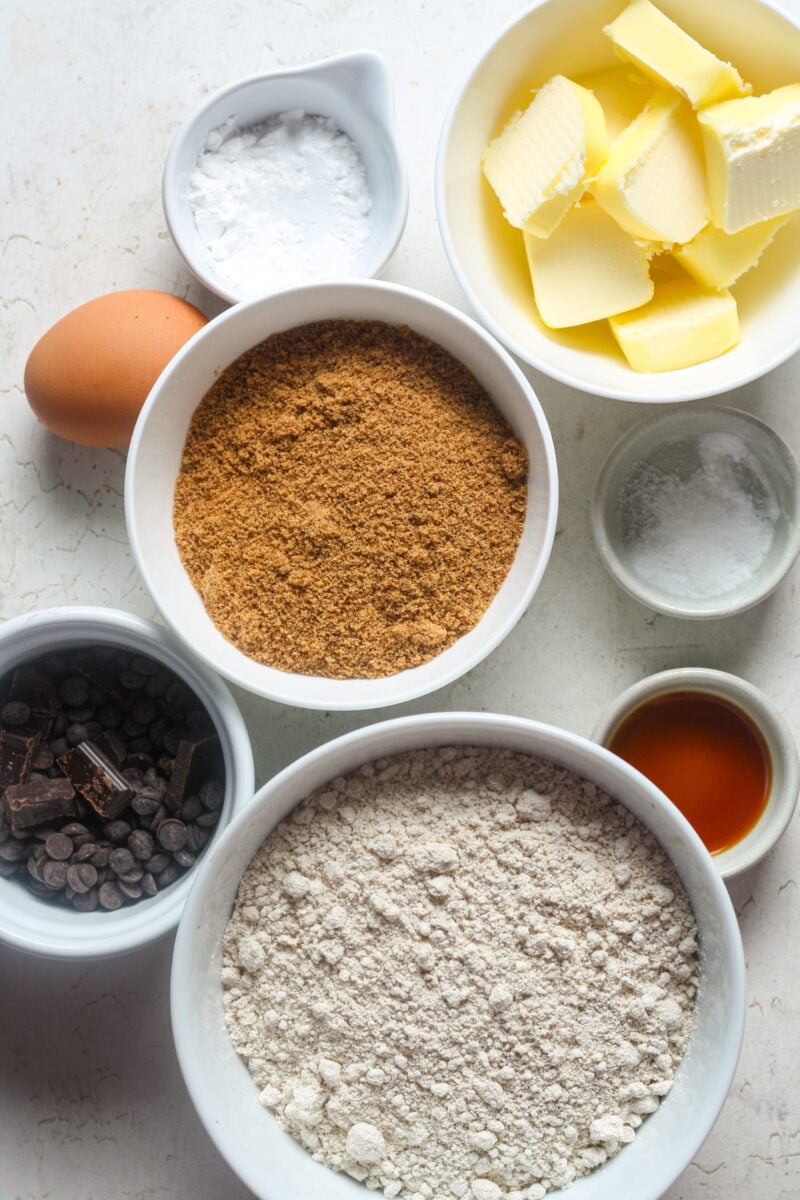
162 51 410 305
590 403 800 618
0 604 255 959
125 278 559 710
591 666 800 877
171 710 746 1200
434 0 800 402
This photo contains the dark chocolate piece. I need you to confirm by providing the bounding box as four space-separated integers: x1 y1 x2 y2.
0 730 37 787
164 734 220 812
57 740 134 820
4 778 77 831
71 651 123 702
93 729 127 767
8 666 58 743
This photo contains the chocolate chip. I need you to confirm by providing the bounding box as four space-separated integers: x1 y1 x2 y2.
108 847 135 876
90 845 111 870
143 852 170 874
199 779 224 811
156 819 187 852
180 796 203 822
72 886 99 911
98 880 124 910
131 789 161 817
42 860 69 890
117 878 143 900
44 832 73 861
156 862 180 888
60 677 90 708
141 872 157 897
127 830 154 861
103 820 131 843
67 863 98 893
2 701 31 727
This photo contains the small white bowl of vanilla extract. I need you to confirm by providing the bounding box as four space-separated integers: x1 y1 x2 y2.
594 668 800 878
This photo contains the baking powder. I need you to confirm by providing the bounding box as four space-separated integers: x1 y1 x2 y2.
188 108 372 298
222 746 698 1200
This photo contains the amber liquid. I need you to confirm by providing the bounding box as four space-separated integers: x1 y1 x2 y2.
608 691 771 854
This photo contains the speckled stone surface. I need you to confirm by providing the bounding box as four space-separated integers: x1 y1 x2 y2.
3 1 800 1197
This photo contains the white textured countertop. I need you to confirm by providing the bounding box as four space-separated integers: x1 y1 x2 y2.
3 2 800 1197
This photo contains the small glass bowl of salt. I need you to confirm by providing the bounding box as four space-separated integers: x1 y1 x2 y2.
592 405 800 618
162 52 408 305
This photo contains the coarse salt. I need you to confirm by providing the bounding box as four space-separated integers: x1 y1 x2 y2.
188 108 372 298
619 430 780 598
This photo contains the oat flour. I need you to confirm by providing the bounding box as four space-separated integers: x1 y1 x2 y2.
222 746 699 1200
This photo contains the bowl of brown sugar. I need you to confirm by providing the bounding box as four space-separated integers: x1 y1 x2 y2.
124 280 558 709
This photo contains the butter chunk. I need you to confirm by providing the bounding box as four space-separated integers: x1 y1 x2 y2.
524 200 653 328
698 86 800 233
609 276 740 371
482 75 608 237
604 0 750 109
577 65 656 140
591 90 708 243
675 214 791 288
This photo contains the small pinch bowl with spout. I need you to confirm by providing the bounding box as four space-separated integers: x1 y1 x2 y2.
162 52 409 304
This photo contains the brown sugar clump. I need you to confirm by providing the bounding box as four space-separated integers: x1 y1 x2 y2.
172 319 528 679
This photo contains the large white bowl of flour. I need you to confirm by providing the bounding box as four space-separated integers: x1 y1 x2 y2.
171 712 745 1200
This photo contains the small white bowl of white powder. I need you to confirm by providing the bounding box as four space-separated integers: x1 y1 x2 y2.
163 52 408 304
592 405 800 619
170 711 745 1200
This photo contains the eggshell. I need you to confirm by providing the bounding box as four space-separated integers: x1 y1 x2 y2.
23 289 208 448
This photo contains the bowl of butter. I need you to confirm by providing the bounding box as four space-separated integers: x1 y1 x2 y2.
436 0 800 400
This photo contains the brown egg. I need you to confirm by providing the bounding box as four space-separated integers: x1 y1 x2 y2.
24 289 208 448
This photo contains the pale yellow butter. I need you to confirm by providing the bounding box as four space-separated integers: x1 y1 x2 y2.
524 200 654 328
675 214 791 288
481 75 608 237
591 90 708 243
609 276 740 371
603 0 750 109
577 65 656 140
698 85 800 233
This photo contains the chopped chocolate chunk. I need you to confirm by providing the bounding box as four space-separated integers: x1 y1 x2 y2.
93 729 127 767
165 734 220 812
0 730 37 787
57 741 134 820
4 778 77 831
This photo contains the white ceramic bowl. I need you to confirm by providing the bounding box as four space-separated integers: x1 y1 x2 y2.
591 405 800 618
593 667 800 878
0 606 254 959
171 711 745 1200
125 279 558 710
435 0 800 401
163 52 409 304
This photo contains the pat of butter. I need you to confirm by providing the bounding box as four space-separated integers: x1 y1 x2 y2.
591 91 708 243
577 65 656 141
609 276 740 371
604 0 750 110
524 200 653 328
675 214 791 288
698 86 800 233
482 75 608 237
